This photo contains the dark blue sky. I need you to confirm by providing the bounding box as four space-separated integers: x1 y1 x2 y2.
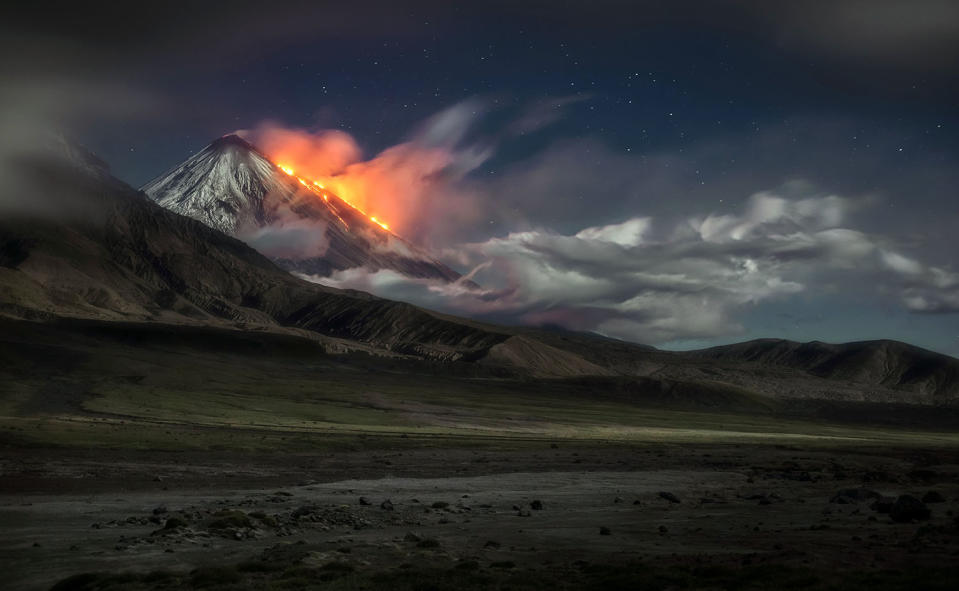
4 1 958 354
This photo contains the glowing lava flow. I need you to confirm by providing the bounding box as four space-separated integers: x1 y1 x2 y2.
276 163 391 232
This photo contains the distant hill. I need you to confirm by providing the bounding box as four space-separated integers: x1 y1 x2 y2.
690 339 959 405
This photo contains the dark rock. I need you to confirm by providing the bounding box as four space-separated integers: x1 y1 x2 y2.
658 492 680 504
862 471 897 483
830 488 881 504
908 469 938 482
658 525 668 534
613 497 624 504
380 499 394 511
890 495 931 523
922 491 946 504
530 500 544 510
292 505 319 518
152 506 168 515
484 540 501 549
870 497 896 514
358 497 372 506
403 532 421 543
431 501 449 509
599 526 612 535
163 517 187 530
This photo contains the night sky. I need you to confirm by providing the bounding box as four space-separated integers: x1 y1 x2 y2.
2 1 958 354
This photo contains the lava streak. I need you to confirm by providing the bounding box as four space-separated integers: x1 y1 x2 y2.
276 163 390 232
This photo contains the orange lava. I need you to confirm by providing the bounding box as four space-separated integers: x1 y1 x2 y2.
276 163 390 232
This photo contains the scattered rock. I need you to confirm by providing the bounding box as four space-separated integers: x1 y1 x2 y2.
658 492 681 504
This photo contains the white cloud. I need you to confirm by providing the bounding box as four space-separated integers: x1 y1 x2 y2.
300 187 959 344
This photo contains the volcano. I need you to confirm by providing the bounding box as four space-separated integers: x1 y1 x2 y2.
141 134 463 282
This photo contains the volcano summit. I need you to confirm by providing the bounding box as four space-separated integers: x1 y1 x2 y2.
142 135 462 282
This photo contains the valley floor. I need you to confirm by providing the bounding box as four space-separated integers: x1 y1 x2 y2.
2 442 959 590
2 319 959 589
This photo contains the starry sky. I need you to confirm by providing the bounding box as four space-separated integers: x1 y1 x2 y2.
2 1 958 354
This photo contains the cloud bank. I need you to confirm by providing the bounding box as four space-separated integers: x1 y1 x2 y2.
304 189 959 344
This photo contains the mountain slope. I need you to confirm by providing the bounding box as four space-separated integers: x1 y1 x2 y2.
3 143 959 404
142 135 462 282
0 151 507 360
141 135 279 234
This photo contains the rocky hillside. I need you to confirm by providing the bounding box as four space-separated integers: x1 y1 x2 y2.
0 151 506 360
2 146 959 404
691 339 959 406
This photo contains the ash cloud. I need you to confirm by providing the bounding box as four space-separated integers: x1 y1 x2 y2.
242 99 493 248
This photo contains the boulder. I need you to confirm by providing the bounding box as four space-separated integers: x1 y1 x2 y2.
890 495 931 523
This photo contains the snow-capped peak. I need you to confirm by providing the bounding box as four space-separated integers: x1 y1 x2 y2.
142 134 289 234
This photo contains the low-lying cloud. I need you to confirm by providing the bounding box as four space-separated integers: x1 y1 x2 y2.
303 189 959 344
